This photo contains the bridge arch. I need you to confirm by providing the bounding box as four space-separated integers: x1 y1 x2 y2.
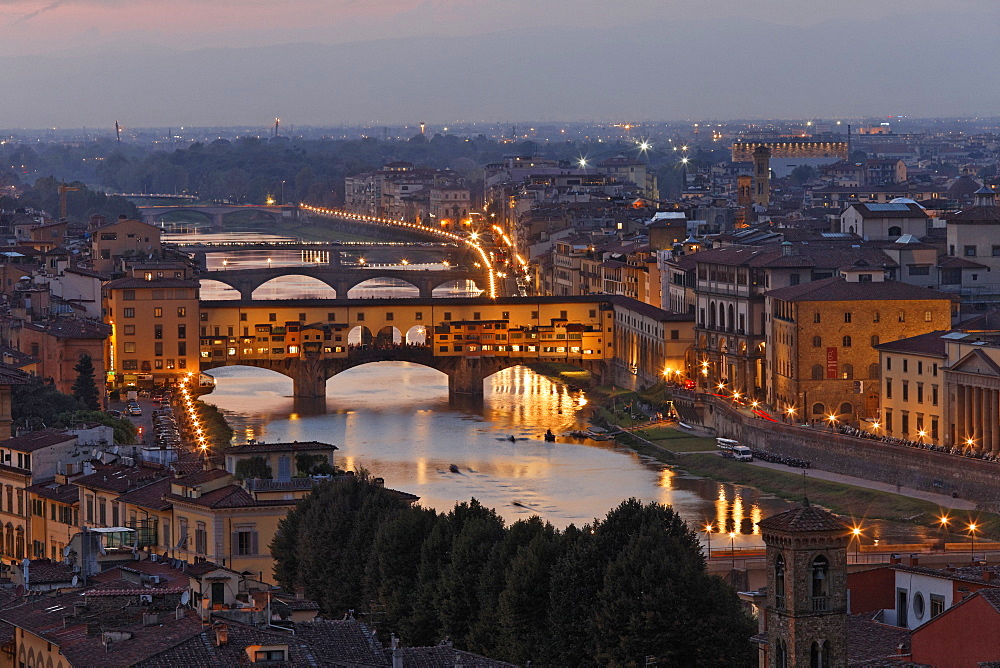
199 278 243 300
432 278 484 297
348 326 374 346
346 276 421 299
251 275 338 300
148 208 215 225
405 325 428 345
375 325 403 346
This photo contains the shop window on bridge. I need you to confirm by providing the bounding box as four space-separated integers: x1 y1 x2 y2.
454 345 463 352
439 346 448 352
269 313 277 322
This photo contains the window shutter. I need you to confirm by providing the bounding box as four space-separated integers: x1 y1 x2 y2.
232 532 240 555
251 531 259 555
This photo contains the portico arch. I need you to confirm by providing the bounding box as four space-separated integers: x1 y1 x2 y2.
348 326 374 346
432 278 484 297
375 326 403 346
405 325 428 345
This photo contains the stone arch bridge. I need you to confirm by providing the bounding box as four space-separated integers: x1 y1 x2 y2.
199 265 485 299
200 346 607 401
138 204 298 229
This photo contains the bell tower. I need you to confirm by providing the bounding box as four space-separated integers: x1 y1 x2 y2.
753 146 772 207
757 500 849 668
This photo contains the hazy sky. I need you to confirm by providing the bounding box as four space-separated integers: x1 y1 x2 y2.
0 0 998 127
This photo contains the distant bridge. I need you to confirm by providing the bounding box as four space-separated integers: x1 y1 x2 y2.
172 241 458 254
138 204 298 229
731 140 848 162
117 193 199 201
199 265 484 300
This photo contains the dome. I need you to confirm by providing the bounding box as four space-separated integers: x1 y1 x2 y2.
889 197 922 208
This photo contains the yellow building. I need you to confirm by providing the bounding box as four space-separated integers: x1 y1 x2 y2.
103 276 201 389
90 217 162 272
875 331 948 445
24 480 78 562
766 271 954 425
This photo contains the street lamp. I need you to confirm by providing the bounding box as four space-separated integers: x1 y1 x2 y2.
968 523 979 563
222 259 228 270
729 531 737 571
851 526 863 563
266 257 272 269
703 524 713 558
938 515 950 550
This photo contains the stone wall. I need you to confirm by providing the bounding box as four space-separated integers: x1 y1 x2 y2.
694 394 1000 506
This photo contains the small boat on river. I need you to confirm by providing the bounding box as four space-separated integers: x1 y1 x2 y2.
449 464 460 473
544 429 556 442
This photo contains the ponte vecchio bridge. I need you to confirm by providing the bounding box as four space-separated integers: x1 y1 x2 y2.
197 295 679 401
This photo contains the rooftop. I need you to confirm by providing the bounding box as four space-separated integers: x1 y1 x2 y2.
765 276 954 303
756 501 848 533
223 440 338 456
0 429 76 453
874 330 949 358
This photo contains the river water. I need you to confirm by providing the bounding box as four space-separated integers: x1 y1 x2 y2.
177 228 927 547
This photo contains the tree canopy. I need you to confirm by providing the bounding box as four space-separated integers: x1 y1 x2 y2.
271 480 755 666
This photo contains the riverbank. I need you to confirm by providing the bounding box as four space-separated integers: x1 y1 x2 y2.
592 390 1000 538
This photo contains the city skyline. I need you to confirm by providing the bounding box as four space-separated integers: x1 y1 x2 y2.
0 2 997 127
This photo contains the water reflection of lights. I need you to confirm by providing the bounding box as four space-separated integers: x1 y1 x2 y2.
658 468 675 490
713 484 763 536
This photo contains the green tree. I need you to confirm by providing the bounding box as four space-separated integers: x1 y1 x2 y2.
71 354 100 410
235 456 272 479
790 164 818 185
55 410 136 445
12 377 83 429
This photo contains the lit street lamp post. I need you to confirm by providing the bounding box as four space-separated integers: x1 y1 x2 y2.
729 531 737 571
968 523 979 563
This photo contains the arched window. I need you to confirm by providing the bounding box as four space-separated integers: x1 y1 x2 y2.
812 556 830 609
839 402 854 416
709 302 717 329
812 402 825 415
727 305 735 332
842 364 854 380
888 225 902 237
812 364 824 380
774 554 786 609
869 363 880 379
812 335 822 347
775 640 788 668
871 334 880 346
842 335 852 347
811 640 829 668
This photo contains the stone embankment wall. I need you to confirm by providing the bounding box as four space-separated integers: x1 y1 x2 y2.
676 392 1000 507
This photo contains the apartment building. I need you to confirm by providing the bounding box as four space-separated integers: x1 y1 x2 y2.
103 276 201 389
875 331 948 444
90 217 163 273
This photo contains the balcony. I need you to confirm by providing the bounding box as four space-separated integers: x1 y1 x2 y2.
811 596 830 611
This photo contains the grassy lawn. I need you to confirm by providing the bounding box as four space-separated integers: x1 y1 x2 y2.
672 453 1000 536
648 436 718 452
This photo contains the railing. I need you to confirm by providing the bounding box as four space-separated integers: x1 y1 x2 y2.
244 477 315 491
811 596 830 611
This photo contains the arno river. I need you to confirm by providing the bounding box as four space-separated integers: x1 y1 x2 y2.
177 228 926 547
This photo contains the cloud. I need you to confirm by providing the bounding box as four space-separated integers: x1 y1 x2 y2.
14 0 63 23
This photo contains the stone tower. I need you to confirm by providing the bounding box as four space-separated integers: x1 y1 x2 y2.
753 146 772 207
757 500 849 668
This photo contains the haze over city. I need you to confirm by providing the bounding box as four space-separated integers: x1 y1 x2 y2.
0 0 998 126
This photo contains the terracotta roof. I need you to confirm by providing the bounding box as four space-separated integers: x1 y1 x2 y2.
291 620 387 666
22 318 110 339
136 619 323 667
846 614 911 665
24 559 76 585
0 592 204 667
165 484 296 509
847 203 928 219
874 331 948 358
946 205 1000 224
0 429 75 453
223 440 338 456
104 277 199 290
114 477 172 511
937 256 987 269
764 277 953 303
958 311 1000 332
65 265 111 280
25 480 79 505
756 501 848 533
75 462 170 494
392 645 518 668
173 468 231 486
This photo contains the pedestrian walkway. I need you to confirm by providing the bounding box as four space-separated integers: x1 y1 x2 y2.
746 460 977 511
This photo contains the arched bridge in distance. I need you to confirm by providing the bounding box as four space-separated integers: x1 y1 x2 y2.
199 264 486 300
197 296 624 401
138 204 299 229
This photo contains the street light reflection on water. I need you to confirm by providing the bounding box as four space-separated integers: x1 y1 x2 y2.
202 362 794 546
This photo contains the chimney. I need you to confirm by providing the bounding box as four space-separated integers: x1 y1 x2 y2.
889 554 901 565
982 569 994 581
214 622 228 647
908 555 919 567
781 241 792 256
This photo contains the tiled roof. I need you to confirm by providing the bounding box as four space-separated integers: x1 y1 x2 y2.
223 440 338 455
25 481 79 505
291 620 387 666
22 318 110 339
136 619 321 667
24 559 76 585
958 311 1000 332
165 484 296 509
874 331 948 358
173 468 231 486
0 429 75 453
65 265 111 280
392 645 518 668
946 205 1000 224
764 277 953 303
104 277 199 290
848 202 928 219
937 256 987 269
114 477 172 511
756 501 848 533
846 614 911 665
75 462 170 493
